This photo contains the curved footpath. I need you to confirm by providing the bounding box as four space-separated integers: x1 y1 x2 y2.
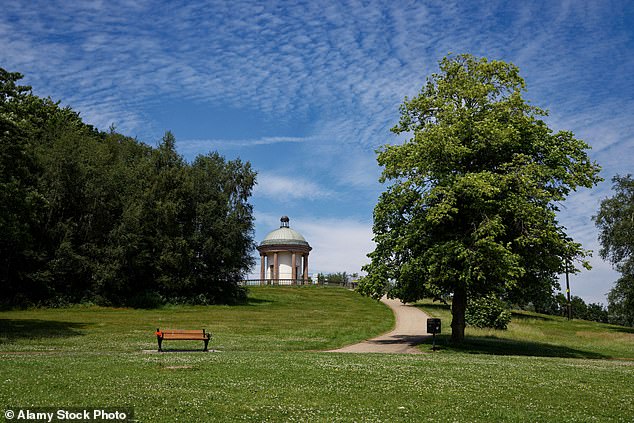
328 296 431 354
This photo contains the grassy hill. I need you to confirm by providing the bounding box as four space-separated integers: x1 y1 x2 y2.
416 300 634 360
0 286 393 353
1 287 632 422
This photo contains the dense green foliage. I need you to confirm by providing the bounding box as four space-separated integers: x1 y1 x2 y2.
565 295 607 322
360 54 601 342
510 292 609 323
1 288 632 422
607 275 634 326
468 292 609 329
0 68 256 307
465 295 511 330
315 271 358 285
594 175 634 327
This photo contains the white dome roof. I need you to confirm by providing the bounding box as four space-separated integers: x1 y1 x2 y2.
259 217 310 247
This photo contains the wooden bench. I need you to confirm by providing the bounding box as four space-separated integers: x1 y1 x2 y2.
155 328 211 352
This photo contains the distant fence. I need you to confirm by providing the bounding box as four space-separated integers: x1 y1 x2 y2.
240 279 311 286
240 279 358 289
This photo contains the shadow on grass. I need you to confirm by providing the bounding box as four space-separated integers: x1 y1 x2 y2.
510 312 558 322
244 297 275 306
415 302 450 312
423 334 608 359
0 319 89 342
367 334 429 346
154 349 221 353
607 325 634 335
415 303 608 358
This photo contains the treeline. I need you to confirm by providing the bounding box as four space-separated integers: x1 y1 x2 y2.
1 68 256 307
315 272 359 285
525 294 609 324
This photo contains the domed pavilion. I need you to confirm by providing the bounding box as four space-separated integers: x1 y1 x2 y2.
256 216 312 284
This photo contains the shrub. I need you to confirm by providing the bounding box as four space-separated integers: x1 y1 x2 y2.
466 295 511 330
127 291 165 309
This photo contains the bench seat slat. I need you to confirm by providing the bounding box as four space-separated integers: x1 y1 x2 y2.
156 328 211 351
162 332 207 336
162 334 208 340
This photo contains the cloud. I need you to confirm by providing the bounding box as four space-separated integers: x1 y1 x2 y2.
2 0 632 303
254 173 334 201
558 254 619 305
297 217 375 276
2 0 428 142
176 136 308 157
250 213 375 278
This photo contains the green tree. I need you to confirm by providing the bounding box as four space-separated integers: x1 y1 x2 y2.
1 67 257 307
0 69 85 304
89 131 151 300
360 54 601 343
465 295 511 330
105 133 256 305
188 151 256 303
0 69 43 303
585 302 608 323
607 275 634 327
316 272 351 285
570 295 589 320
594 175 634 326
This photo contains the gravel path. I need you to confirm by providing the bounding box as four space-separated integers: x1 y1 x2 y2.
328 296 431 354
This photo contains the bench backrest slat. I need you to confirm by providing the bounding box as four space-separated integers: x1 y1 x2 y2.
157 329 210 340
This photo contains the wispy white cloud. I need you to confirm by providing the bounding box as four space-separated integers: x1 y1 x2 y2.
2 0 632 302
176 136 309 157
297 217 375 276
254 173 334 201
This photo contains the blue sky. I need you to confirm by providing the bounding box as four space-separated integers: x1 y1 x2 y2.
2 0 632 303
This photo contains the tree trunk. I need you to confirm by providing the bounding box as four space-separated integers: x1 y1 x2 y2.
451 285 467 344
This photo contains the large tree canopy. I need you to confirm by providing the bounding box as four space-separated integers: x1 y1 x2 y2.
0 68 256 307
359 54 601 342
594 175 634 326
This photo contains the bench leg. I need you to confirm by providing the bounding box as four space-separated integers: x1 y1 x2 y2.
203 338 209 352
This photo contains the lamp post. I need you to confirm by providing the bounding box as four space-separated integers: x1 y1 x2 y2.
559 230 573 321
565 259 571 320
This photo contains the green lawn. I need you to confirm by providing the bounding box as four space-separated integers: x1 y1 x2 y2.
1 287 633 422
0 286 393 353
415 300 634 360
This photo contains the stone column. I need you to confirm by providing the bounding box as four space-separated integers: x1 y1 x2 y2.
303 254 309 283
273 252 279 282
260 254 265 282
291 252 297 283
